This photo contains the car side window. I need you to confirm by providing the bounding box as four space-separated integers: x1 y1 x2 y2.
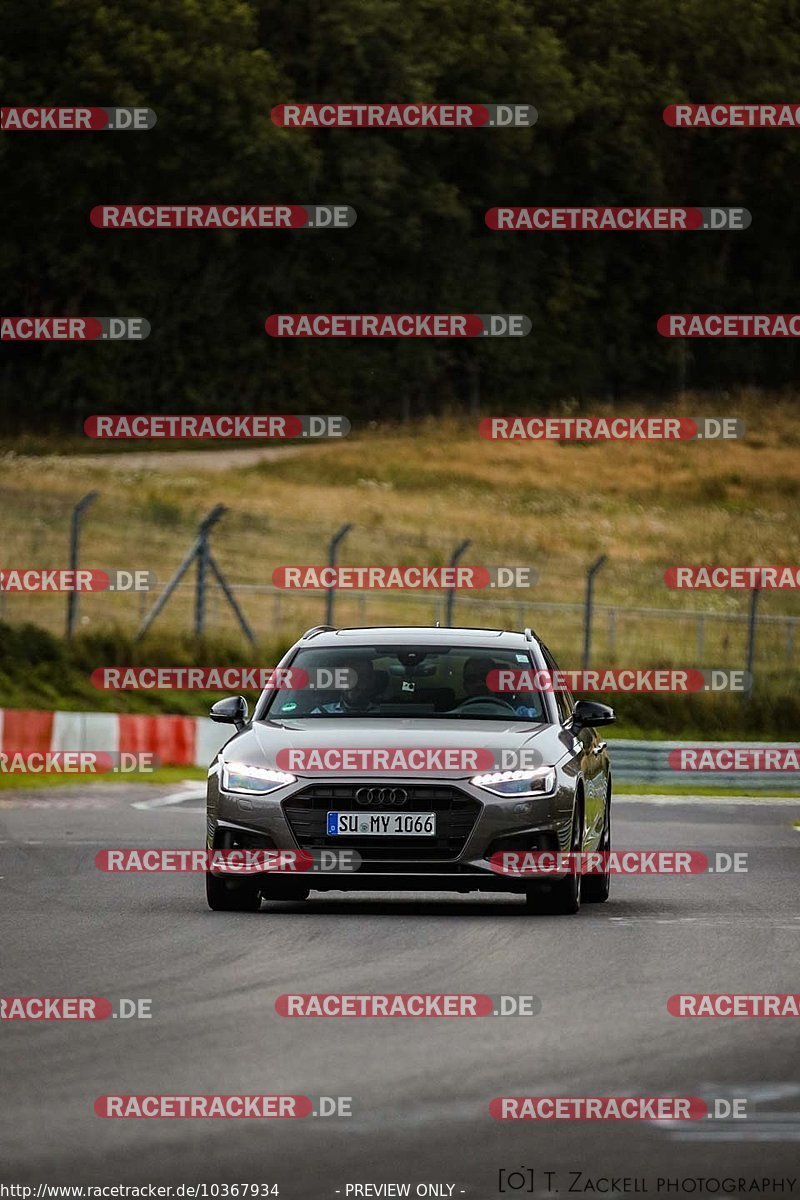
540 644 574 724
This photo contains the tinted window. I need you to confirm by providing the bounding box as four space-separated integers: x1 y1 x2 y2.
260 645 548 721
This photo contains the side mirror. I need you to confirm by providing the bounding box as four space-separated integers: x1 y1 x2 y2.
210 695 249 731
571 699 615 730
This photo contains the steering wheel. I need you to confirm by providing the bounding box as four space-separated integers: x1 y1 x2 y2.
454 695 519 714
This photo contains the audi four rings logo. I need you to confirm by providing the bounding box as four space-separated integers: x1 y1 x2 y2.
355 787 409 806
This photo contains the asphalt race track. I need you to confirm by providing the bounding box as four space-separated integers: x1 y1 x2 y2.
1 785 798 1194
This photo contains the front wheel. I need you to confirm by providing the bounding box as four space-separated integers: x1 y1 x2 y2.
206 872 262 912
583 784 611 904
525 799 583 915
260 879 310 902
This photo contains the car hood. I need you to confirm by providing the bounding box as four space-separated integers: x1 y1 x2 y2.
219 717 555 779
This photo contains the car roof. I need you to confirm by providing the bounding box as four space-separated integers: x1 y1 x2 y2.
297 625 539 649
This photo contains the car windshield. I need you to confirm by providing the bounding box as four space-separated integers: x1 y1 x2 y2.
260 645 548 721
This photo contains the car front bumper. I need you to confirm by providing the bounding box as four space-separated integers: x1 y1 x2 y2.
207 771 577 888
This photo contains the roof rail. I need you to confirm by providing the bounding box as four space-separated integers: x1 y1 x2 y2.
302 625 337 639
523 627 537 641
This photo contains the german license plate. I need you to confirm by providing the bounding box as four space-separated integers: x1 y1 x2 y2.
326 811 437 836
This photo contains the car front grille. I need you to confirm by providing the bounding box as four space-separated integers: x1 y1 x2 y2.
282 782 482 861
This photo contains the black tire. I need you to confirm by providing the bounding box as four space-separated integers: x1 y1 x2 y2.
206 872 262 912
583 782 612 904
525 796 583 915
260 879 311 902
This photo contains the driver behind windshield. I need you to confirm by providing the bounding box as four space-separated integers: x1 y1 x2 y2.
309 659 386 714
462 656 542 720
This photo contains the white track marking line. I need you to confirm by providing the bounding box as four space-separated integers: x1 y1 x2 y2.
131 783 204 810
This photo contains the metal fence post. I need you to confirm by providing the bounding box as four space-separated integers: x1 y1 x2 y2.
195 531 209 640
445 539 472 627
194 505 226 640
207 555 255 644
137 504 228 643
325 523 353 626
582 554 607 670
745 587 760 691
66 491 99 640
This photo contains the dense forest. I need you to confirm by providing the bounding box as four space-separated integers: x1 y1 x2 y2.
2 0 800 431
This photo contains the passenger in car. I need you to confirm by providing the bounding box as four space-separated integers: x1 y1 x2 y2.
462 657 542 719
309 660 389 714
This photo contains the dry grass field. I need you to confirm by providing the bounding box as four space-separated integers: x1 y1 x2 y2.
1 392 799 678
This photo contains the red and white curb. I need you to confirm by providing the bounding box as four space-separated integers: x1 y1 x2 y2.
0 708 228 768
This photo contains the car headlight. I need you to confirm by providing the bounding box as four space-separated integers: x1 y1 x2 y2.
221 762 296 795
471 767 557 797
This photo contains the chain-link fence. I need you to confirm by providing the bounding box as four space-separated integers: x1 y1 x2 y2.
2 489 799 685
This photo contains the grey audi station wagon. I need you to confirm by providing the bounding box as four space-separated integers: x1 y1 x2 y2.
206 625 614 914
